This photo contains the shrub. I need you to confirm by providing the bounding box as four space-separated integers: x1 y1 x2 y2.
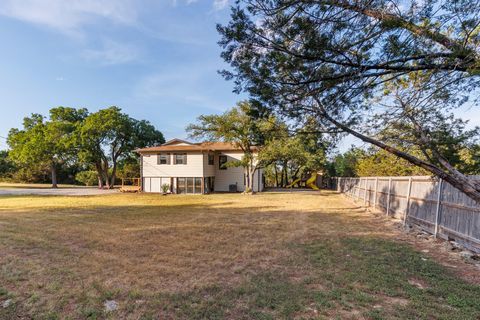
75 171 98 186
161 183 170 194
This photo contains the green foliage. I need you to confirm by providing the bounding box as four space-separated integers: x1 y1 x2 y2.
6 106 164 187
189 102 329 188
218 0 480 199
355 149 429 177
75 171 98 186
329 148 363 177
0 151 15 179
116 157 140 180
330 143 480 178
188 101 279 192
7 107 87 187
79 106 164 188
161 183 170 193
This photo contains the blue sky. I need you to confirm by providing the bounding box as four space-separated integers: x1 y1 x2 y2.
0 0 244 150
0 0 478 152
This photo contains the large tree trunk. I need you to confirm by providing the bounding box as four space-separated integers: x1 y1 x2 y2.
51 163 58 188
292 167 301 187
316 101 480 203
95 162 104 189
109 163 117 188
274 165 279 187
248 166 256 194
280 165 285 187
102 157 111 189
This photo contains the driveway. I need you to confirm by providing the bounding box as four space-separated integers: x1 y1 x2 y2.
0 187 118 196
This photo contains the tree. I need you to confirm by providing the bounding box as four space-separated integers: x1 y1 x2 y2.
355 148 429 177
259 128 328 186
117 156 141 180
7 107 87 188
187 101 278 193
78 107 164 189
328 148 364 178
0 150 15 179
218 0 480 201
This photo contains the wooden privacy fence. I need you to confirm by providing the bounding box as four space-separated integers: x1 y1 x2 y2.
334 176 480 253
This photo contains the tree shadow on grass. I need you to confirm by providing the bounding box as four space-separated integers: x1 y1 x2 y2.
1 196 479 319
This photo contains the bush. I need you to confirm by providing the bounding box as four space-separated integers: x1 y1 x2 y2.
75 171 98 186
161 183 170 194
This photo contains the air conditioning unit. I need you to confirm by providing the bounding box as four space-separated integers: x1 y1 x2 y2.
229 184 237 192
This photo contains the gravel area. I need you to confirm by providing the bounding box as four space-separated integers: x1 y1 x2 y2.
0 187 118 196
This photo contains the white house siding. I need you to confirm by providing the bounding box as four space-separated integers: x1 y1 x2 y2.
255 168 264 192
213 152 263 192
143 177 171 193
203 152 216 177
141 150 264 193
142 152 204 178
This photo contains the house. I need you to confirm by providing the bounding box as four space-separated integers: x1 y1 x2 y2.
136 138 264 194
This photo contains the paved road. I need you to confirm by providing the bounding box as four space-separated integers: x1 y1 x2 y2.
0 187 118 196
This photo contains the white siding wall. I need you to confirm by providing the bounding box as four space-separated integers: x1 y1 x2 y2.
255 168 264 192
143 177 171 193
142 150 264 193
214 152 245 192
142 152 204 177
203 152 216 177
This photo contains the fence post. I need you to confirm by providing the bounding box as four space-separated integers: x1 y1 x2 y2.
357 178 361 199
403 177 412 226
364 178 368 206
386 177 392 216
373 177 378 208
434 178 443 238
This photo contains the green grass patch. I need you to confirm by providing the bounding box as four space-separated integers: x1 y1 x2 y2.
301 237 480 319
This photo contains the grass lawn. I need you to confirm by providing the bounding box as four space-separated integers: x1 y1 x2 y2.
0 191 479 319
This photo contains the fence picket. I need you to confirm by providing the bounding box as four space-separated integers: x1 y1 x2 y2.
335 175 480 253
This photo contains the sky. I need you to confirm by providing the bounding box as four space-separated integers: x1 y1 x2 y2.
0 0 478 153
0 0 243 150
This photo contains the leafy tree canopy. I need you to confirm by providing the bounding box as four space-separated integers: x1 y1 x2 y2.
79 106 164 188
218 0 480 201
7 107 87 187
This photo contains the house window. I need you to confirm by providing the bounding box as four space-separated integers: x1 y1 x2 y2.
174 153 187 165
186 178 194 193
177 178 186 194
208 154 214 165
219 155 227 170
157 153 170 165
195 177 202 193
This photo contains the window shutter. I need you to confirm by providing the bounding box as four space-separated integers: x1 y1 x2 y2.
184 154 187 165
167 153 171 165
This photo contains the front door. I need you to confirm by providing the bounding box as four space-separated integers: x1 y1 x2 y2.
177 178 186 194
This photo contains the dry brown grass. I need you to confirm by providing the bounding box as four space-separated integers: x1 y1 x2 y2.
0 191 479 319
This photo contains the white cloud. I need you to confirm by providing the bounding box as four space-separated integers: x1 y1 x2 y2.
172 0 198 5
82 40 140 65
0 0 137 36
212 0 229 11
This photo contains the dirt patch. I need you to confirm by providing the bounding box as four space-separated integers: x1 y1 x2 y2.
408 278 429 289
